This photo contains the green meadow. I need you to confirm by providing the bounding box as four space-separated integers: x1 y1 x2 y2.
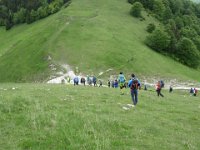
0 0 200 149
0 0 200 82
0 84 199 150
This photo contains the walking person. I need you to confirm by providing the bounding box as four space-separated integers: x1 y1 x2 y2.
169 85 173 93
128 74 141 107
155 81 164 97
107 80 111 88
118 72 126 95
81 77 86 86
93 76 97 87
99 80 103 87
73 76 79 86
194 88 198 96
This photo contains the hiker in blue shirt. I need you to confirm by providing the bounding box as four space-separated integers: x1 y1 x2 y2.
93 76 97 87
128 74 141 107
73 76 79 86
114 79 118 88
118 72 126 94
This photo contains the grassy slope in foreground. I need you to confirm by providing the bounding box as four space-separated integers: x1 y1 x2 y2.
0 0 200 82
0 83 200 149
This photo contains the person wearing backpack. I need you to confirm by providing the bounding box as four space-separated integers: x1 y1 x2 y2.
73 76 79 86
128 74 141 107
155 81 164 97
118 72 126 95
194 88 198 96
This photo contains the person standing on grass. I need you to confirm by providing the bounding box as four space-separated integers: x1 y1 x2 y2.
169 85 173 93
155 81 164 97
118 72 126 95
107 80 111 88
73 76 79 86
81 77 86 86
93 76 97 87
128 74 141 107
194 88 198 96
99 80 103 87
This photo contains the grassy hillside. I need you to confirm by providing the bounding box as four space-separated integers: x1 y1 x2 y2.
0 0 200 82
0 84 200 149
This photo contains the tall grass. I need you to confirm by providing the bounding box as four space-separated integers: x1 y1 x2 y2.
0 83 199 149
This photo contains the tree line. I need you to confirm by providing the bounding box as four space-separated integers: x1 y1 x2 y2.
0 0 70 30
129 0 200 69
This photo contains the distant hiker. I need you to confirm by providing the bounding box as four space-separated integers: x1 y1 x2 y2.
114 80 118 88
128 74 141 106
144 84 147 90
160 80 165 88
81 77 86 86
108 80 111 88
88 77 92 86
111 80 114 88
86 75 90 84
118 72 126 94
99 80 103 87
66 76 71 83
61 78 65 84
93 76 97 86
73 76 79 86
155 81 164 97
169 85 173 93
190 88 194 96
194 88 198 96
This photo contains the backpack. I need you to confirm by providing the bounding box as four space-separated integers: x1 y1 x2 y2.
131 78 139 90
160 80 164 88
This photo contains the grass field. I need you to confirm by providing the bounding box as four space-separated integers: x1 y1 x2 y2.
0 83 199 149
0 0 200 82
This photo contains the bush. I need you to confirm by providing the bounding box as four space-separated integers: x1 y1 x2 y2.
13 8 27 24
49 0 63 14
0 18 4 26
131 2 143 18
37 6 48 19
26 10 39 24
128 0 134 4
5 19 13 30
146 23 156 33
176 37 200 68
145 29 170 52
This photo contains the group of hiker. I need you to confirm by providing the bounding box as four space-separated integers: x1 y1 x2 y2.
190 87 198 96
70 71 198 107
73 75 103 87
113 72 141 107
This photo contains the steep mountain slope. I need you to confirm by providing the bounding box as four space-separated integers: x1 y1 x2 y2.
0 0 200 82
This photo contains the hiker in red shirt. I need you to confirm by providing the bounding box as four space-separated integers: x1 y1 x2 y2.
156 81 164 97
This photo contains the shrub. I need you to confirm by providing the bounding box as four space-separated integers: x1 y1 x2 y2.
146 23 156 33
176 37 200 68
145 29 170 52
13 8 27 24
131 2 143 18
128 0 134 4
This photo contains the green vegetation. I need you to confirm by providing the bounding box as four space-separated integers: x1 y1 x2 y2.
0 0 70 30
0 83 199 149
129 0 200 68
0 0 200 83
131 2 143 18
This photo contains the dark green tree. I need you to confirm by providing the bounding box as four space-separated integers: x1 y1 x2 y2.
176 37 200 68
131 2 143 18
146 23 156 33
145 29 170 52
